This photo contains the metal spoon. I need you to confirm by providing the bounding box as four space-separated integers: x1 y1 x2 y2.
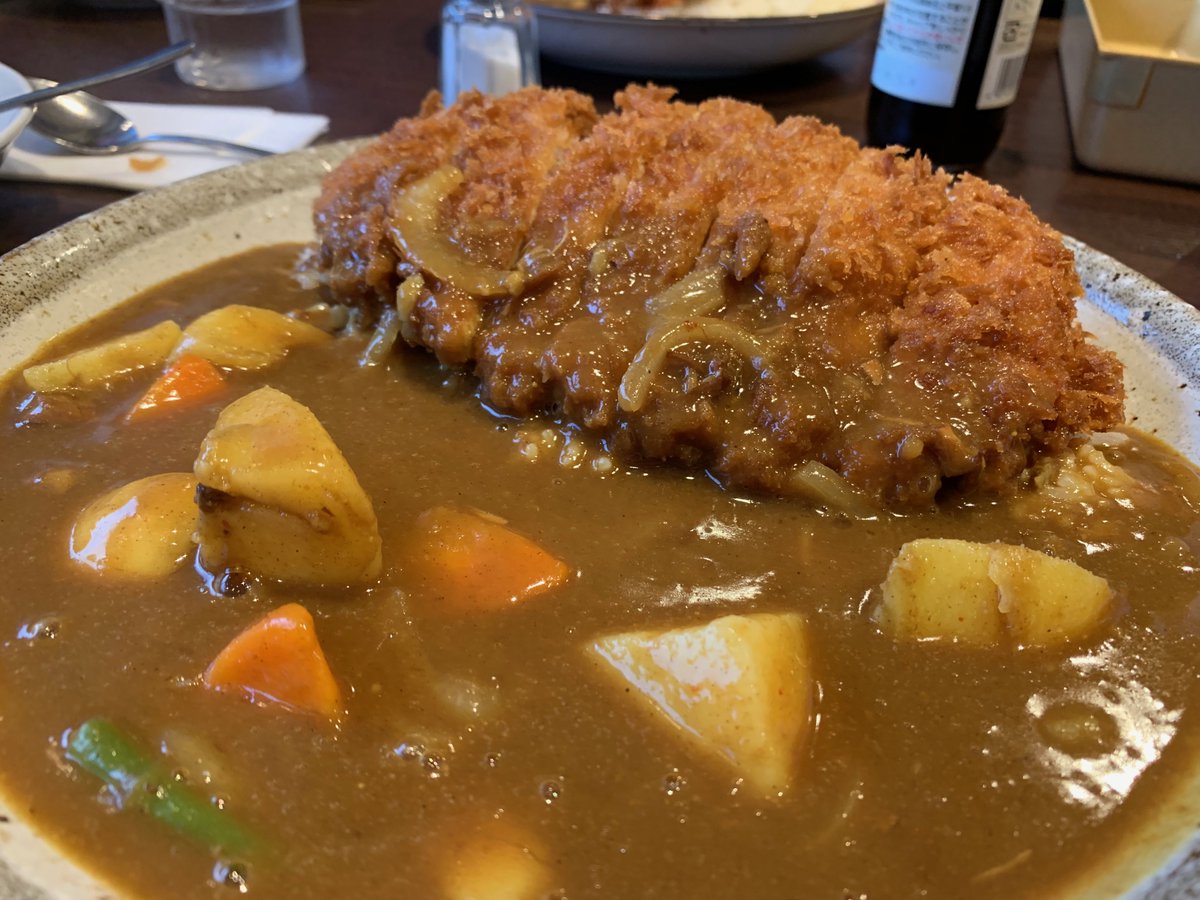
27 79 271 157
0 42 194 115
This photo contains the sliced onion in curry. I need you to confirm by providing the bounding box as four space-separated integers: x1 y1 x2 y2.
387 166 525 298
644 266 728 320
360 305 402 367
395 273 427 344
619 317 770 413
786 461 876 517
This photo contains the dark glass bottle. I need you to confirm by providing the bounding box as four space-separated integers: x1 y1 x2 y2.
867 0 1043 169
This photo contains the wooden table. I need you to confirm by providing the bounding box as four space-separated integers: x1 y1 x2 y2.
1 0 1197 311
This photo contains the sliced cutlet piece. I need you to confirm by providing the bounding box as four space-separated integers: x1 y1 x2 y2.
780 151 966 505
577 87 739 320
703 151 953 501
385 88 597 366
882 173 1125 494
588 92 782 464
473 87 777 428
314 93 461 306
473 85 693 420
793 148 951 360
547 91 777 429
698 114 859 300
313 88 595 347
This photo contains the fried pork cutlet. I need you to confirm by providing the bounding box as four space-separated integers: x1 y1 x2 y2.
313 86 1124 509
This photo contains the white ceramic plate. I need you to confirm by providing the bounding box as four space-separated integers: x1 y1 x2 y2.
533 2 885 77
1 143 1200 898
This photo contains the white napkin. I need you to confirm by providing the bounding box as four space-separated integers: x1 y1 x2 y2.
0 100 329 191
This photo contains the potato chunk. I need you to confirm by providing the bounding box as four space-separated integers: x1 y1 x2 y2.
878 538 1112 647
70 473 198 578
989 544 1113 646
175 305 330 370
590 612 813 796
441 822 553 900
23 320 182 393
194 387 382 585
877 539 1003 645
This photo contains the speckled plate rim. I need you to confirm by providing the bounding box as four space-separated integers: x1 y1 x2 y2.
1 142 1199 899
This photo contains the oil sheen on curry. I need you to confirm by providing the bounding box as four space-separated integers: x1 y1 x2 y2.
1 87 1199 900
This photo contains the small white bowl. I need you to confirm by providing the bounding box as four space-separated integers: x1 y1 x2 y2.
0 62 34 163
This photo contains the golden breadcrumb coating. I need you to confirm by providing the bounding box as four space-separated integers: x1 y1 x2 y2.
313 86 1124 508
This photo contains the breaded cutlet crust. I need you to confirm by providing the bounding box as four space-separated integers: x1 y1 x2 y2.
313 85 1124 508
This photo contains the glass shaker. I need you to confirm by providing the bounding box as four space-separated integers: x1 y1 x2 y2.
440 0 541 105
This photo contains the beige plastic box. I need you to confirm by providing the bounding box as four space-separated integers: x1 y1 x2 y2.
1059 0 1200 185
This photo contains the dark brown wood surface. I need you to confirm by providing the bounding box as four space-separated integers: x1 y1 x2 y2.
0 0 1197 309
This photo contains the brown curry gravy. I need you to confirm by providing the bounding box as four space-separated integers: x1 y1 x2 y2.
1 244 1200 899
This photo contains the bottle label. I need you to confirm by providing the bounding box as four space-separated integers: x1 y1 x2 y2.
870 0 982 109
976 0 1043 109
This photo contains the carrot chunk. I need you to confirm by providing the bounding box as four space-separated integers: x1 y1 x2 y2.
203 603 342 719
127 353 226 421
408 506 571 612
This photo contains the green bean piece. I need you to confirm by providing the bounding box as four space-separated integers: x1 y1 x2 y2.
65 718 260 856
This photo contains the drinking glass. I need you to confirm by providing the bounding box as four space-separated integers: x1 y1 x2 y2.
160 0 306 91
